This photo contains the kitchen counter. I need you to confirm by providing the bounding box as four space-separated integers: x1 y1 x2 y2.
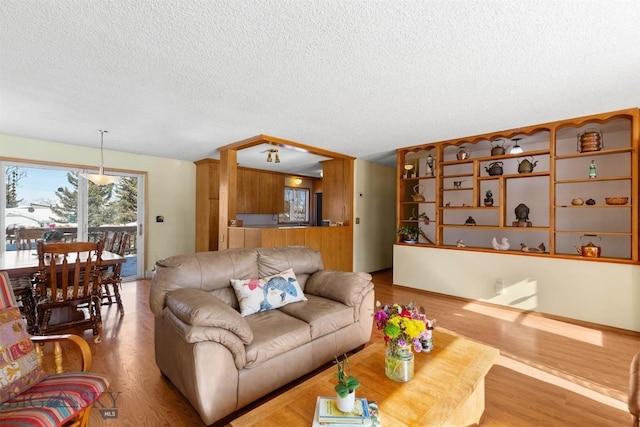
226 225 351 271
236 224 316 229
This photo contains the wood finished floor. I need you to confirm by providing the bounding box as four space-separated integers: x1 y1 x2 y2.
44 269 638 427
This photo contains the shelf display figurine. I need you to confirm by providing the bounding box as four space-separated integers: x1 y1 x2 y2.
484 190 494 207
425 154 435 177
418 212 430 225
589 160 597 179
513 203 532 227
464 216 476 226
491 237 510 250
403 163 414 179
520 243 546 253
457 146 470 160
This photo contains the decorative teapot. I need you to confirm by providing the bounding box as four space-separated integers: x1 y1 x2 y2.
412 184 426 202
575 234 601 257
485 161 503 176
456 146 470 160
490 139 511 156
517 156 538 174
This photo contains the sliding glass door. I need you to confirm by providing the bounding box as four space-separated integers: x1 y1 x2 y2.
2 161 144 279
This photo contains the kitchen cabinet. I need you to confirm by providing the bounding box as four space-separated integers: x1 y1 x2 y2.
396 108 639 263
236 169 285 214
238 169 259 214
258 171 284 214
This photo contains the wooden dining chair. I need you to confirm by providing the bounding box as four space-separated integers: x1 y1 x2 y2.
101 231 128 315
16 228 45 250
8 229 41 331
102 230 116 252
34 240 105 343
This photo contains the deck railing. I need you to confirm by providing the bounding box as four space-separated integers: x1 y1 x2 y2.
5 225 138 254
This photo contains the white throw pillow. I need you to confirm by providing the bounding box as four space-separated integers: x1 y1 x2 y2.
230 268 307 316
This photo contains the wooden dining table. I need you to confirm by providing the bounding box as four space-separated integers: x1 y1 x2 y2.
0 249 126 277
1 249 127 331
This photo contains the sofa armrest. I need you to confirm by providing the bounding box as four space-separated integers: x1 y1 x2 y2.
165 310 247 369
305 270 374 307
166 288 253 344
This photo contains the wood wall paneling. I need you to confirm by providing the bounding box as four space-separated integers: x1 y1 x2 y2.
304 227 323 252
321 226 352 271
228 228 245 249
244 229 263 249
262 228 286 248
207 199 219 251
218 150 237 250
285 228 305 246
321 158 354 225
195 159 220 252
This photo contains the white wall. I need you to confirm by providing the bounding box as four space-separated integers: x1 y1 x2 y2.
353 159 396 273
394 245 640 332
0 134 196 273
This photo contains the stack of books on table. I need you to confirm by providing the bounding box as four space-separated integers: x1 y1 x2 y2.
312 396 379 427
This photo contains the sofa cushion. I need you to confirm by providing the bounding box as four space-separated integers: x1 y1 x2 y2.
231 269 307 317
257 247 323 278
278 294 354 340
244 309 310 368
0 307 46 404
166 289 253 344
305 271 373 307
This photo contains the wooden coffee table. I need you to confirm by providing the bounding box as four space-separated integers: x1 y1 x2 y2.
230 330 499 427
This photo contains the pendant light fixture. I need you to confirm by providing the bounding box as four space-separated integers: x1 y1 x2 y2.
266 148 280 163
80 130 121 185
509 137 524 154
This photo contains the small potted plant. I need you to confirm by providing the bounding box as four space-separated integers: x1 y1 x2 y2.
396 225 426 244
334 354 360 413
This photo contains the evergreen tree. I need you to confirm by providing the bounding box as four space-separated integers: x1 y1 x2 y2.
50 172 118 226
114 177 138 224
5 166 25 208
88 181 116 226
50 172 79 224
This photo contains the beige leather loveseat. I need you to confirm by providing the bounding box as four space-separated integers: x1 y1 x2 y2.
149 246 375 425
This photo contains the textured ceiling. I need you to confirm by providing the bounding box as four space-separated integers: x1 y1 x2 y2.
1 1 640 177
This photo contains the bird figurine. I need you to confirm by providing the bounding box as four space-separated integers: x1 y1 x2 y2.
491 237 510 250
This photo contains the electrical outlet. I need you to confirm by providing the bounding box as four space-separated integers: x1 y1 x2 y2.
355 217 360 224
495 278 504 295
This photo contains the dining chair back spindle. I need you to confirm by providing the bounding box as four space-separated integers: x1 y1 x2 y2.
35 240 105 343
102 230 116 252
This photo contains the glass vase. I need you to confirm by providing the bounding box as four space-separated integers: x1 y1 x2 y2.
385 342 414 382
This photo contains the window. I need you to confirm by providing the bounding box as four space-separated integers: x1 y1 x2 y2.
2 160 145 279
279 187 310 223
